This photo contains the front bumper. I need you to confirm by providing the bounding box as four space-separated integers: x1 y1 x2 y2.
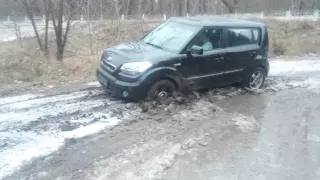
97 67 147 101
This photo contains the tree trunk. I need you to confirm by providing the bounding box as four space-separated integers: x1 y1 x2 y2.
100 0 103 18
43 0 49 53
49 0 78 61
128 0 135 15
125 0 131 15
171 0 175 16
158 0 164 14
299 0 306 10
178 0 183 16
57 0 64 61
20 0 44 51
31 0 41 15
114 0 120 17
199 0 204 14
50 0 65 61
87 0 94 55
221 0 235 13
186 0 190 15
138 0 143 14
57 44 64 60
203 0 207 14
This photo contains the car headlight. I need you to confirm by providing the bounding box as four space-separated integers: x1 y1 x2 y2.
120 61 152 76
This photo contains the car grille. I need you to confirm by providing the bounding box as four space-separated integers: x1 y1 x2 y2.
102 60 116 72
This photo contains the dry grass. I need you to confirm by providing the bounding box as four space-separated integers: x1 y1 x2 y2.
0 19 319 87
0 38 99 84
0 20 160 86
253 19 320 57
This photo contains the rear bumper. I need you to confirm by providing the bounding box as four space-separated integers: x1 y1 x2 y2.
97 67 147 101
265 60 270 76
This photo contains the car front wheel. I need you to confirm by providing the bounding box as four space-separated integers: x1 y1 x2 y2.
147 80 176 100
244 67 266 90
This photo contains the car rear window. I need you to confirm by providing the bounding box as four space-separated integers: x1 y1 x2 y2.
227 28 260 47
252 28 261 44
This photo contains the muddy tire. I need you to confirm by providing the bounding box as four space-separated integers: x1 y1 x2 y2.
147 80 176 100
244 67 266 89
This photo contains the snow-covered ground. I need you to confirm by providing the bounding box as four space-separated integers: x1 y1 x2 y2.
0 21 79 42
0 22 45 42
267 59 320 93
0 59 320 179
0 88 126 179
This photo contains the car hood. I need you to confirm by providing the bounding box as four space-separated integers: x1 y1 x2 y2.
102 41 178 68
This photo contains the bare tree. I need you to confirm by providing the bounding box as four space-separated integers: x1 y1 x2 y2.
220 0 239 13
124 0 132 15
113 0 120 17
199 0 204 14
0 1 22 43
85 0 94 55
158 0 164 14
48 0 82 61
299 0 306 10
43 0 50 53
186 0 190 15
178 0 183 16
13 0 45 51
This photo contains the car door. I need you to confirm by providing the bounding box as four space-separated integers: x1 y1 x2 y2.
224 28 260 83
180 28 227 90
191 49 226 89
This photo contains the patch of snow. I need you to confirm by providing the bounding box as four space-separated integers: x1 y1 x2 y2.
231 114 259 132
87 81 101 87
308 135 320 142
62 117 121 139
0 132 63 179
47 85 55 89
0 94 43 106
269 60 320 76
0 99 108 131
267 60 320 92
0 21 83 42
0 90 103 111
0 88 126 178
0 112 122 179
267 77 320 92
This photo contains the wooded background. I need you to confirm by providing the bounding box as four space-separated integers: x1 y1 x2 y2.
1 0 320 17
1 0 319 61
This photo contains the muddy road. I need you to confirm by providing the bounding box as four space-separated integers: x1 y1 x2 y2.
1 58 320 180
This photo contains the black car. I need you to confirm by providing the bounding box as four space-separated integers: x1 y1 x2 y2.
97 17 269 101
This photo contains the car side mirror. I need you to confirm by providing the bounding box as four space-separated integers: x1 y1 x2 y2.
187 45 203 56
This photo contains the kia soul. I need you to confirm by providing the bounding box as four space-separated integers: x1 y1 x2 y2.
97 17 269 101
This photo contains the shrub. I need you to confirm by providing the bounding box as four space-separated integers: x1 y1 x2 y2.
297 21 314 31
272 38 286 56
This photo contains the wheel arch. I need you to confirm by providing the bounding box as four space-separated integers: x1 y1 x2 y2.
142 66 182 89
257 65 267 74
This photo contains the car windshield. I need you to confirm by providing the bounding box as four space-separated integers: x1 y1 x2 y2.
142 21 200 53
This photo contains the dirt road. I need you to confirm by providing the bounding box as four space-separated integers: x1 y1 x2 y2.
1 58 320 180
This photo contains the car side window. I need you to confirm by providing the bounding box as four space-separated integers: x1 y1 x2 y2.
227 28 258 47
189 29 223 52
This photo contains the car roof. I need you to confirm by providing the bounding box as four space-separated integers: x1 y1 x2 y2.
169 16 265 28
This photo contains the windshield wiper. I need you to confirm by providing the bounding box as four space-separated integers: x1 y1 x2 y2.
145 42 163 49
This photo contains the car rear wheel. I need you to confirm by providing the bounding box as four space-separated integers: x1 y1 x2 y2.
147 80 176 100
244 67 266 90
